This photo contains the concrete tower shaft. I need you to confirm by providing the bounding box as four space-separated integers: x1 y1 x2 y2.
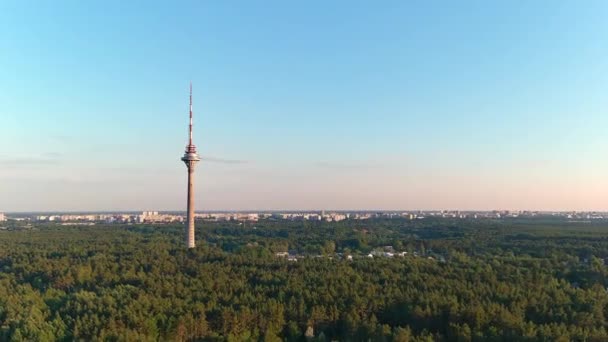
181 82 200 248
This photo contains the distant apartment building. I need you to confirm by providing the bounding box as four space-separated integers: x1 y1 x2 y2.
305 214 321 221
0 213 6 222
138 211 183 223
323 213 347 222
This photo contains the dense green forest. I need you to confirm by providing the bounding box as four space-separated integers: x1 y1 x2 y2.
1 218 608 341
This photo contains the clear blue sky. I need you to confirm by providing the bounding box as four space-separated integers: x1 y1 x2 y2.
1 1 607 211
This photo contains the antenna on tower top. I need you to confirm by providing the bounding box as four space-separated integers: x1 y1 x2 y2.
189 82 193 146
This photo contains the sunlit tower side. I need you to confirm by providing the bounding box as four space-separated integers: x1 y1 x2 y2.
181 82 201 248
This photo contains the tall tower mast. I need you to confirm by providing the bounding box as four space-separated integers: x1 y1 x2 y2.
181 82 200 248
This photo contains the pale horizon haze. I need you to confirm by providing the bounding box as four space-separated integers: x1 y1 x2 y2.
1 1 608 212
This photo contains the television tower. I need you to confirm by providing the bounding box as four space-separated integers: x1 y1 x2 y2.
181 82 200 248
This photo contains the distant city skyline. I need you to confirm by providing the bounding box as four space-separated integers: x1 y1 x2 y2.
6 210 608 224
1 1 607 211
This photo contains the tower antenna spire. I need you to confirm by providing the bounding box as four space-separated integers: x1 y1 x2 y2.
189 81 193 146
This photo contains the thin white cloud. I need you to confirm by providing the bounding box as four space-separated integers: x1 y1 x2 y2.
0 155 62 166
314 161 382 169
203 156 249 164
